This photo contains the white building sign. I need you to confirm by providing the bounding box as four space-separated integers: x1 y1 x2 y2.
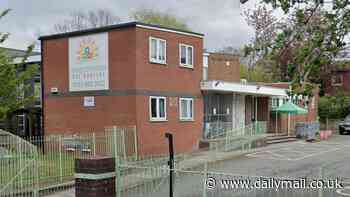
84 96 95 107
69 33 109 91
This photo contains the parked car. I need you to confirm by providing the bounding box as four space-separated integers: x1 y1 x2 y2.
63 138 91 153
339 115 350 135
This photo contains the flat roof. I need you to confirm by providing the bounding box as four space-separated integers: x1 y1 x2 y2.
201 80 288 97
39 21 204 41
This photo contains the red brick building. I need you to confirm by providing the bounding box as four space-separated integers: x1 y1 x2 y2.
40 22 314 156
40 22 204 155
324 69 350 96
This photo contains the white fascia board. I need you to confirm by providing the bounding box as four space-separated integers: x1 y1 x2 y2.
136 24 204 39
201 81 288 97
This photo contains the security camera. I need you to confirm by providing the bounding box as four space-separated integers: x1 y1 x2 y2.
240 0 249 4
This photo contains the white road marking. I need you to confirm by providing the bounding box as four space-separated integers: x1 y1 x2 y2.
336 186 350 196
246 141 350 161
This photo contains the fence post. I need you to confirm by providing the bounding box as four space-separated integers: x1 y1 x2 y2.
133 126 138 160
113 127 122 197
203 162 208 197
59 134 63 183
18 137 23 189
165 133 174 197
92 132 96 156
121 128 127 161
33 143 40 197
318 166 324 197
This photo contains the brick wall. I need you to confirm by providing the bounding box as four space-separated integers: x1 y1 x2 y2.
324 70 350 96
42 28 137 134
42 25 203 155
134 27 203 155
207 53 240 82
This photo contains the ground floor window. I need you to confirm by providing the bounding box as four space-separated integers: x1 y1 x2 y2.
149 96 167 121
179 98 194 121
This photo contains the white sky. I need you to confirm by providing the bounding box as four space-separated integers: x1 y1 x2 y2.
0 0 264 52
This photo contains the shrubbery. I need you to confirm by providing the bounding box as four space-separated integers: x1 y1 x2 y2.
318 94 350 120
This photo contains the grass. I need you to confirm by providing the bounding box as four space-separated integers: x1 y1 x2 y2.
0 152 76 192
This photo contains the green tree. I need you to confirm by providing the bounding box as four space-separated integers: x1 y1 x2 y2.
0 9 38 121
240 64 273 82
54 9 121 33
245 0 350 96
131 8 189 31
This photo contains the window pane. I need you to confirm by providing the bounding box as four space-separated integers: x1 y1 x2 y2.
180 45 186 64
187 47 193 65
151 98 157 118
189 100 193 118
159 40 165 61
34 82 41 99
181 100 187 118
151 39 157 59
159 98 165 118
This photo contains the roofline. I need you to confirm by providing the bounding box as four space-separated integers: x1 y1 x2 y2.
39 21 204 41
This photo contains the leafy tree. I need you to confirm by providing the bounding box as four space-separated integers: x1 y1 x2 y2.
54 9 121 33
240 64 274 82
0 9 38 121
245 0 350 96
131 8 189 31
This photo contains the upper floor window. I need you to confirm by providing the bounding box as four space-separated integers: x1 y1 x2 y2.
149 37 166 64
332 75 343 86
203 54 209 80
149 96 167 121
179 98 194 121
179 44 193 68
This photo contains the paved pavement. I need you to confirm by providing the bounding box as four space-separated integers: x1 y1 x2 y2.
47 134 350 196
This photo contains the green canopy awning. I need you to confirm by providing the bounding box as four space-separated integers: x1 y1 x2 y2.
275 101 308 115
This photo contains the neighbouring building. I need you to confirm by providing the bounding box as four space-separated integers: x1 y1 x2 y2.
324 68 350 96
0 47 42 137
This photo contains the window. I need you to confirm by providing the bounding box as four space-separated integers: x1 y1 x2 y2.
179 98 194 121
332 75 343 86
179 44 194 68
149 37 166 64
270 98 280 109
203 55 208 80
17 114 25 136
149 96 167 121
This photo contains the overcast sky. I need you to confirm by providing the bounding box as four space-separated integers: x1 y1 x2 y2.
0 0 260 52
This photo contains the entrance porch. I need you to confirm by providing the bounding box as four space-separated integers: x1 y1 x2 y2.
201 80 288 139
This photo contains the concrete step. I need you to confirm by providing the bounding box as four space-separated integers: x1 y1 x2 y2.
266 135 297 145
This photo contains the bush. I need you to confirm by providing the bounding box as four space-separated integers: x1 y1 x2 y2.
318 94 350 120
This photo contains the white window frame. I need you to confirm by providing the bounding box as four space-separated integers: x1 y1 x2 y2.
179 98 194 121
149 37 167 64
179 44 194 68
331 75 343 86
149 96 167 121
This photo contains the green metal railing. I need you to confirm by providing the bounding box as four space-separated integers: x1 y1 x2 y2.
0 126 137 196
207 121 268 152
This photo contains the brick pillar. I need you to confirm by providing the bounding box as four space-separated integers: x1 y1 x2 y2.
75 157 115 197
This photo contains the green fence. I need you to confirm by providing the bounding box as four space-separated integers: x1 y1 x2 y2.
0 126 137 196
207 121 268 152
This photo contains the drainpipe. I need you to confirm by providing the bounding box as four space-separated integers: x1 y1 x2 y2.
255 96 258 123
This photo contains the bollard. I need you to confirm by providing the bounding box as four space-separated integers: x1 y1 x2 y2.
75 157 115 197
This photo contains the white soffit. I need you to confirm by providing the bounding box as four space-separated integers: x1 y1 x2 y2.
201 81 288 97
